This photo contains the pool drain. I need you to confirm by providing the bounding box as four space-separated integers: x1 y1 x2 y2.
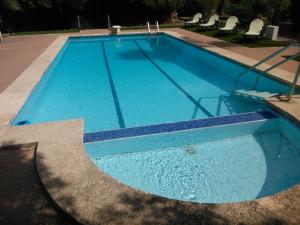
184 145 196 155
16 120 30 126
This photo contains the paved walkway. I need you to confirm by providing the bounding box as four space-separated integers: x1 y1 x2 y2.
0 144 75 225
0 34 57 93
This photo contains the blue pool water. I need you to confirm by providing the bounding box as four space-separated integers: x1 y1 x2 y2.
85 117 300 203
12 33 289 132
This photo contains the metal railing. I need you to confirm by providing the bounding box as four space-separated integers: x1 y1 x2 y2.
0 30 3 43
234 43 300 93
146 21 160 34
156 21 160 32
288 63 300 101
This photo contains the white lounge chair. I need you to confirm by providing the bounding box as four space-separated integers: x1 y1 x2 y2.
244 19 264 38
218 16 238 33
199 15 219 29
185 13 202 26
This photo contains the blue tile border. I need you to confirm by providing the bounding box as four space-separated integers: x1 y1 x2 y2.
84 111 278 143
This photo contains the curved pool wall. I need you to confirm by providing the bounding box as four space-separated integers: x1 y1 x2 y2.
12 33 290 133
85 114 300 203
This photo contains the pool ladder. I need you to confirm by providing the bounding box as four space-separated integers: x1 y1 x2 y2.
233 43 300 102
146 21 160 34
0 30 3 43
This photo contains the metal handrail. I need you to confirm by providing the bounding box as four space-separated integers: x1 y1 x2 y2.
146 21 151 34
253 50 300 89
155 21 160 32
146 21 160 34
265 52 300 73
234 43 300 90
0 30 3 43
288 63 300 101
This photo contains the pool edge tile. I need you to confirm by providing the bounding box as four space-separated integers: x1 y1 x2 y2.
84 111 278 143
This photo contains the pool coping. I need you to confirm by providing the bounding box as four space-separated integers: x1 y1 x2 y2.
0 30 300 224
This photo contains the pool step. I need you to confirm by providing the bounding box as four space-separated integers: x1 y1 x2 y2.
234 89 278 101
84 111 278 143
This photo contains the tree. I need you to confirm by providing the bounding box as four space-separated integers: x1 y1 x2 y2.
0 0 297 32
228 0 291 26
0 0 21 31
217 0 231 15
0 0 89 32
289 0 299 32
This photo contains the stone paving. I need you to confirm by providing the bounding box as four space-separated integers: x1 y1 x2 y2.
0 34 57 93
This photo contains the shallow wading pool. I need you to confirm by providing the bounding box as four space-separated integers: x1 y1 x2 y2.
85 115 300 203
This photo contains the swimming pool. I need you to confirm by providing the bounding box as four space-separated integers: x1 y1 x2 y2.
12 33 289 132
85 113 300 203
12 33 300 203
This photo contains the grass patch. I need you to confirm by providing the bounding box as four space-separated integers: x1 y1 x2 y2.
11 24 183 35
12 29 80 36
122 24 183 30
283 55 300 62
184 27 290 48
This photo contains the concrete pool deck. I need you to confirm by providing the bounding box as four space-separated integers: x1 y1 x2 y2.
0 34 58 93
267 95 300 126
0 28 300 224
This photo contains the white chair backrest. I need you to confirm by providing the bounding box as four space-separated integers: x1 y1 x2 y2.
249 19 264 33
225 16 238 28
192 13 202 22
208 14 219 24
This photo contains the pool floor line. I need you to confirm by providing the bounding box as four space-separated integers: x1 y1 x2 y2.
101 42 126 128
133 40 214 118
